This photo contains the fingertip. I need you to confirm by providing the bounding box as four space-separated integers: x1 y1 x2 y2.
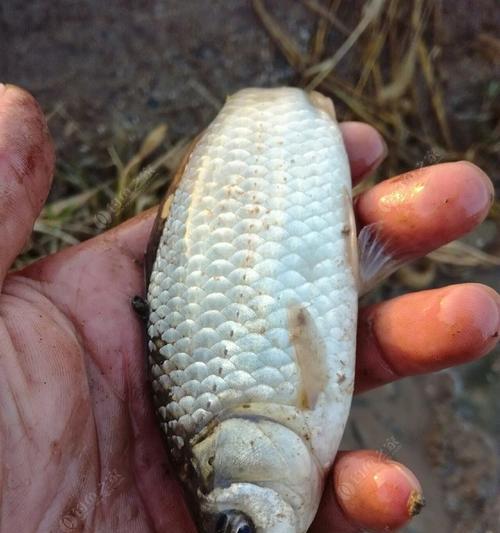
334 451 424 531
355 161 494 259
459 160 495 207
0 83 55 191
438 283 500 358
356 284 500 392
383 283 500 370
0 83 55 280
340 121 387 185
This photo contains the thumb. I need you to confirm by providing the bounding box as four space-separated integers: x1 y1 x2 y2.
0 84 54 283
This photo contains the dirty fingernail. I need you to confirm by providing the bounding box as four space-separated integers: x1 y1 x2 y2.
335 450 424 530
408 489 426 517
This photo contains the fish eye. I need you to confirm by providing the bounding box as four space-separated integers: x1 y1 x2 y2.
213 510 255 533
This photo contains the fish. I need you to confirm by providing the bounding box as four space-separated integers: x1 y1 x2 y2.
143 87 388 533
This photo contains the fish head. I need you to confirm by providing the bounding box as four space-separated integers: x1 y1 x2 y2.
191 416 323 533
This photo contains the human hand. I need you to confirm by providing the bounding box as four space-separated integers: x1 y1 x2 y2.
0 84 498 533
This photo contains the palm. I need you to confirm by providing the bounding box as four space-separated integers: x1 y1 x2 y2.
1 213 194 532
0 85 497 533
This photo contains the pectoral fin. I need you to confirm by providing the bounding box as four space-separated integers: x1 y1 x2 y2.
288 305 328 410
357 223 401 295
343 188 402 296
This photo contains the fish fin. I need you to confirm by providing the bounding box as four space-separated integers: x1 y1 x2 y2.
357 223 401 295
307 91 337 121
288 305 328 410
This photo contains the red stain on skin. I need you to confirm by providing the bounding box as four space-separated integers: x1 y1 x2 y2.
0 85 55 281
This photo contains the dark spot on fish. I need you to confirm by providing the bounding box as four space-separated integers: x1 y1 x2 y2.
154 338 166 350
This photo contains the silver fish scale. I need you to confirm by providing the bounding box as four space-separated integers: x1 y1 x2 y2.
147 88 354 450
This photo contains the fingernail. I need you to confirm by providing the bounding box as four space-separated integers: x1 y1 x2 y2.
342 122 388 183
438 284 500 357
354 135 388 182
458 161 495 218
335 451 424 530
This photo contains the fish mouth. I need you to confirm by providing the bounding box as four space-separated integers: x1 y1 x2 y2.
203 509 256 533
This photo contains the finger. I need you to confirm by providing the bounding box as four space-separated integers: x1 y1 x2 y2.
100 206 157 264
355 161 494 260
0 84 54 283
312 451 424 533
339 121 387 185
356 283 500 393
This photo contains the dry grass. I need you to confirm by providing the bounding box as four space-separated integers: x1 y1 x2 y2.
17 0 499 290
253 0 499 288
15 121 188 269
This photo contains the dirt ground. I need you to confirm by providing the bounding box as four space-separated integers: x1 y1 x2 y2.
1 1 499 531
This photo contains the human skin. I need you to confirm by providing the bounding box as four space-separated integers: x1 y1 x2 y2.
0 84 498 533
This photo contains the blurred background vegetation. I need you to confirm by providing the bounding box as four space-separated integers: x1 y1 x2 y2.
2 1 499 531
